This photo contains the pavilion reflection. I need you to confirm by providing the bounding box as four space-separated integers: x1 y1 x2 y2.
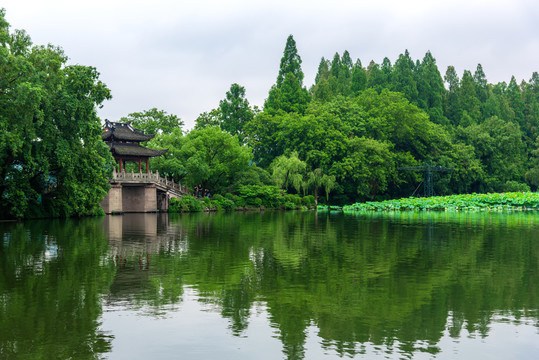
102 213 190 271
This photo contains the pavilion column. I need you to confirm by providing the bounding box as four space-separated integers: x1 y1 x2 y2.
119 157 123 173
139 158 142 173
146 159 149 173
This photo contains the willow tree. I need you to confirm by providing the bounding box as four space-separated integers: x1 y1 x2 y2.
270 151 307 191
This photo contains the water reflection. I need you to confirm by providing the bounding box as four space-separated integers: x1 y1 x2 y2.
0 218 115 360
2 211 539 359
99 211 539 359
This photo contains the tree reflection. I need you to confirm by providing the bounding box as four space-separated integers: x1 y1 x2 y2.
0 218 116 359
103 211 539 359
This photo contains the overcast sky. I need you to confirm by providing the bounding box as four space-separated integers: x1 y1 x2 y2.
3 0 539 129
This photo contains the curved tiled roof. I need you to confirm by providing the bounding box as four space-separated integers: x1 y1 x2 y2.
109 143 168 157
102 121 155 142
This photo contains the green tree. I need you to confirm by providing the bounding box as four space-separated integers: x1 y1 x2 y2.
350 59 367 95
0 10 113 219
458 70 482 126
521 73 539 153
276 35 304 87
245 111 283 168
180 127 252 193
120 108 183 135
460 116 526 191
270 151 307 191
194 108 222 130
306 168 337 205
443 65 460 125
416 51 447 125
366 60 388 93
525 137 539 190
391 50 418 104
219 83 254 144
147 127 185 182
334 137 396 199
473 63 488 104
357 89 450 160
312 57 332 101
507 76 526 127
265 35 310 114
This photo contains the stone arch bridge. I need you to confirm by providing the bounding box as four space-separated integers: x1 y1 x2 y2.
100 170 190 214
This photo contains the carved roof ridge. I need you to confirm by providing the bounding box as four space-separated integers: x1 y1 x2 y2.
102 120 155 142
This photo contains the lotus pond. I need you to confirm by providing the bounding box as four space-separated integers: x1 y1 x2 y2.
343 192 539 212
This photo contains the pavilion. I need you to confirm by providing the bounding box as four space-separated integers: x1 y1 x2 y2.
102 120 168 173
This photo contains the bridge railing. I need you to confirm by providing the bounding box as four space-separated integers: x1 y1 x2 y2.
111 169 190 195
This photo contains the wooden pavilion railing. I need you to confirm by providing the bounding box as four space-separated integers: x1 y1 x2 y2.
111 169 190 195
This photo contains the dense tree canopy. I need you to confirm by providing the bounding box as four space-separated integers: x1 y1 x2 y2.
119 108 184 135
0 10 113 219
5 17 539 218
177 126 253 193
181 37 539 204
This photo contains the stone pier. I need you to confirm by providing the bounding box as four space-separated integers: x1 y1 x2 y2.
100 170 189 214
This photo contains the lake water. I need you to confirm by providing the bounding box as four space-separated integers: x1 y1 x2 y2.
1 211 539 359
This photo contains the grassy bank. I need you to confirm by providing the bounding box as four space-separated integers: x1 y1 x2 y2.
342 192 539 212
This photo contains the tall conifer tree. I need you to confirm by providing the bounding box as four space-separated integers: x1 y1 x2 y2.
351 59 367 95
444 66 460 124
416 51 447 125
276 35 304 87
473 64 488 103
458 70 482 125
265 35 310 114
219 83 254 144
391 50 418 103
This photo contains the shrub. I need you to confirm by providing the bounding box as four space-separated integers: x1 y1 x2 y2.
231 195 246 207
213 194 225 202
503 181 531 193
283 194 301 206
209 194 236 211
238 185 282 208
283 201 297 210
302 195 316 208
169 195 204 212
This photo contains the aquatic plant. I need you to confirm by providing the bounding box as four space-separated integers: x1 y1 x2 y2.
343 192 539 212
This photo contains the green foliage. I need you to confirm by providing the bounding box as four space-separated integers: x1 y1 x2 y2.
119 108 183 135
147 127 185 182
301 195 316 208
169 196 204 212
0 11 113 219
238 185 284 208
270 151 307 190
282 193 302 207
276 35 305 87
211 194 236 211
265 35 310 114
0 218 116 358
344 192 539 212
219 83 254 144
503 181 530 193
179 127 253 193
143 34 539 207
230 164 272 191
194 108 222 130
458 116 526 192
